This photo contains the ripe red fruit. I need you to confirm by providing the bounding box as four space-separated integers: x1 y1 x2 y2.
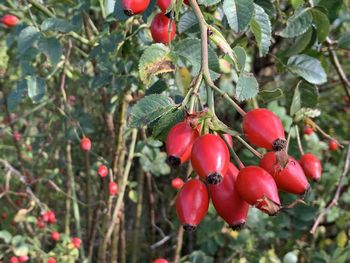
71 237 82 249
171 177 184 189
184 0 189 4
13 131 21 141
36 217 45 229
152 259 168 263
80 137 91 151
242 109 286 151
157 0 171 13
209 163 249 230
18 256 29 263
303 126 314 135
9 257 19 263
121 0 150 16
98 165 109 177
43 211 56 224
222 133 233 148
260 152 309 195
0 14 18 27
191 134 230 184
109 182 118 196
299 153 322 182
236 166 281 216
166 121 199 166
151 13 176 44
47 258 56 263
176 179 209 231
328 139 338 151
51 231 60 241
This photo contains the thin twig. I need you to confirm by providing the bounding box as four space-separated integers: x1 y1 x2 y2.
295 126 305 155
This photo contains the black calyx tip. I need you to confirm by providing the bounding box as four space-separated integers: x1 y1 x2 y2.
302 184 311 197
183 224 196 232
230 221 246 231
165 10 175 19
166 156 181 167
272 138 287 151
123 9 134 16
207 172 223 184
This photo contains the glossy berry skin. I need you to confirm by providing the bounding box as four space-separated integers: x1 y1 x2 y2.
299 153 322 182
151 13 176 45
260 152 309 195
176 179 209 231
0 14 18 27
98 165 109 177
36 217 45 229
43 211 56 224
166 121 199 166
303 127 314 135
171 178 184 189
328 140 338 151
157 0 171 13
191 134 230 184
19 256 29 263
236 166 281 216
152 259 168 263
47 258 56 263
10 257 19 263
223 134 233 148
109 182 118 196
80 137 91 151
242 109 286 151
184 0 189 4
209 163 249 230
121 0 150 16
71 237 81 249
51 231 60 241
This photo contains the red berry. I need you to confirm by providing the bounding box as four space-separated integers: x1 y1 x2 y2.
157 0 171 13
71 237 81 249
184 0 189 4
80 137 92 151
166 121 199 166
0 14 18 27
299 153 322 182
236 166 281 216
171 177 184 189
209 163 249 230
47 258 56 263
47 211 56 224
121 0 150 16
303 126 313 135
13 131 21 141
150 13 176 44
328 139 338 151
191 134 230 184
176 179 209 231
51 231 60 241
153 259 168 263
222 133 233 148
19 256 29 263
36 217 45 229
98 165 109 177
242 109 286 151
9 257 19 263
109 182 118 196
260 152 309 195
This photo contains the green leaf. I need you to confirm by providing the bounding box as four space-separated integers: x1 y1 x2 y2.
17 26 40 55
338 32 350 51
26 76 47 103
234 72 259 101
113 0 129 20
198 0 221 6
255 0 276 18
41 18 79 32
291 0 304 9
7 80 27 112
258 88 284 102
250 4 271 56
223 0 255 33
14 245 29 257
139 44 175 86
290 81 319 116
279 8 313 38
178 11 198 34
128 190 138 203
145 80 168 95
284 27 313 57
232 46 246 71
129 94 175 128
287 54 327 85
0 230 12 243
311 8 330 42
38 37 62 65
152 108 185 141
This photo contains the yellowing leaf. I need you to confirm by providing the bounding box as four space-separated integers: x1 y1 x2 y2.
337 231 348 248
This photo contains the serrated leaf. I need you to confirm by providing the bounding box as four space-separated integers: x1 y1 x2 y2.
139 44 175 86
232 46 246 71
0 230 12 243
279 8 313 38
338 32 350 51
26 76 47 103
250 4 271 56
17 26 40 55
287 54 327 85
234 72 259 101
41 18 80 32
38 37 62 65
223 0 254 33
178 11 198 34
152 108 185 141
290 81 319 116
129 94 175 128
258 88 284 102
256 0 276 17
198 0 221 6
311 8 330 42
284 27 313 57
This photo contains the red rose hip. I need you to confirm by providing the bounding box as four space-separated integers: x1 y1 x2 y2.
71 237 81 248
47 259 56 263
209 163 249 230
51 231 60 241
328 139 338 151
19 256 29 263
299 153 322 182
171 177 184 189
98 165 109 177
157 0 171 13
176 179 209 231
153 259 168 263
80 137 91 151
121 0 150 16
303 126 313 135
191 134 230 184
109 182 118 196
151 13 176 44
0 14 18 27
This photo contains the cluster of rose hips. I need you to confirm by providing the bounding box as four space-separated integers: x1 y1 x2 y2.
166 108 328 231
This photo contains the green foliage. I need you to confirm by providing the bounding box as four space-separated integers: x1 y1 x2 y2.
279 8 313 38
250 4 271 57
223 0 254 33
